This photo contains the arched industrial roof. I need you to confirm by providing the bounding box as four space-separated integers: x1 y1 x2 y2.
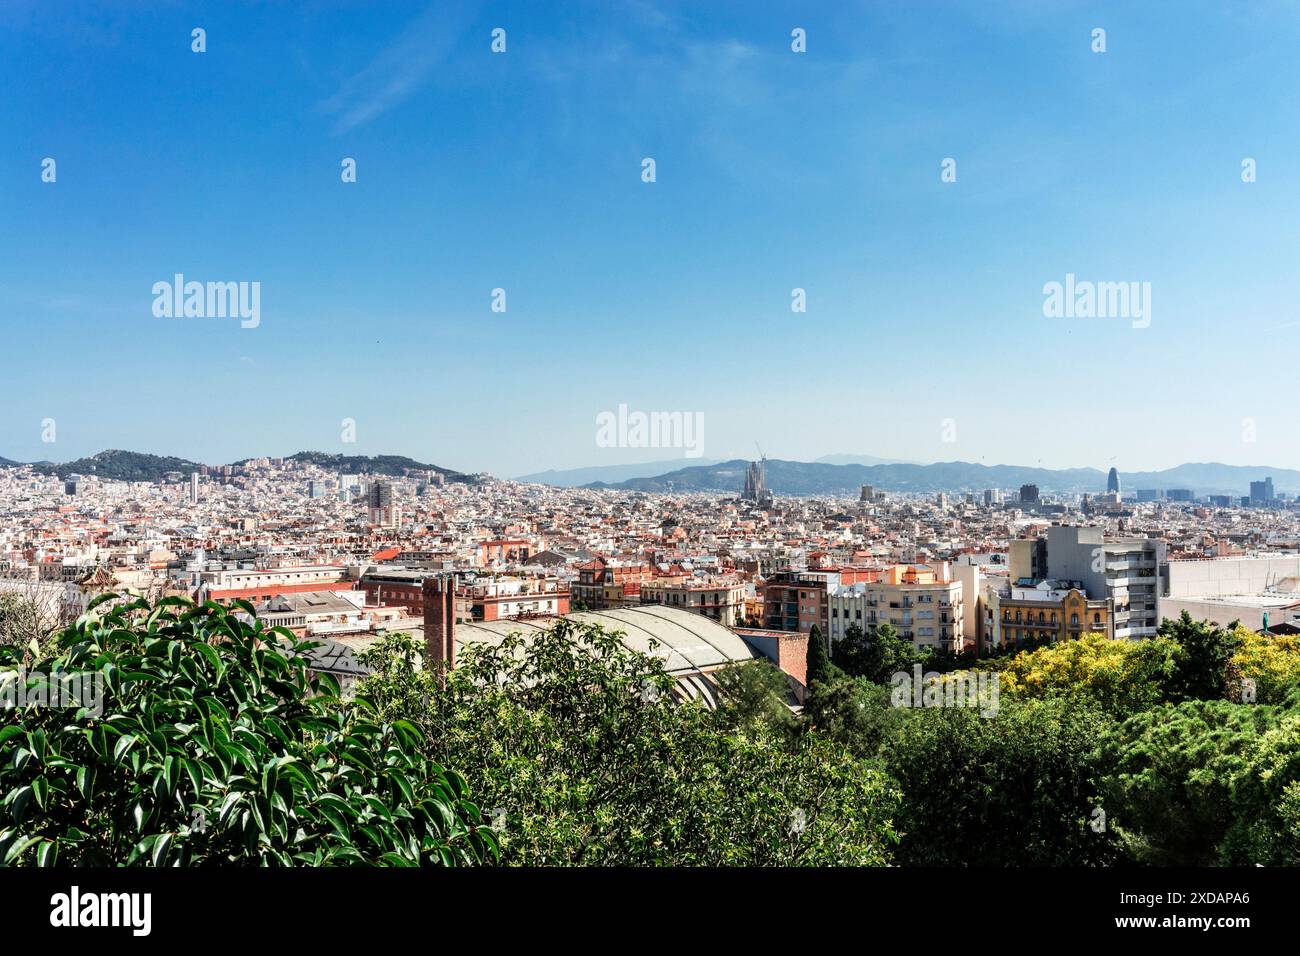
454 604 756 675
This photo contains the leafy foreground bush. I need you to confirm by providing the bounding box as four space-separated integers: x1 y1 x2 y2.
883 694 1123 866
0 595 494 866
358 622 900 865
1103 698 1300 865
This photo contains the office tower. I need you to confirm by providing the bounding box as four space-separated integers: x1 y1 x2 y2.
1166 488 1193 502
188 472 200 505
64 474 82 496
1019 484 1039 504
1107 467 1120 495
367 481 400 527
860 485 874 502
1136 489 1161 502
308 479 327 499
1250 478 1274 505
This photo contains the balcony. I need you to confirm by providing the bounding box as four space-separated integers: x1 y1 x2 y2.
1105 558 1155 572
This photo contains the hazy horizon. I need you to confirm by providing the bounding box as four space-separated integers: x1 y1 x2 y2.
7 444 1300 488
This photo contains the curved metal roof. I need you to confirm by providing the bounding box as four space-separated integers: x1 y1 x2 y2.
454 604 756 675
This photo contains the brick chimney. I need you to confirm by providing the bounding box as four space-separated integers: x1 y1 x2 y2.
422 574 456 673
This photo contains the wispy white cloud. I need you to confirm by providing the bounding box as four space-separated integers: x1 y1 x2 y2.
319 1 479 135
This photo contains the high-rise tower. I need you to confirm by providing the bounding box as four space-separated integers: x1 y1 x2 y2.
367 481 400 527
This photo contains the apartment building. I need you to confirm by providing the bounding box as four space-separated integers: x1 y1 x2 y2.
1040 526 1164 639
639 578 747 626
197 564 351 603
460 575 569 620
982 578 1113 650
826 564 965 653
357 567 436 616
477 539 534 566
367 481 400 528
358 568 568 621
762 567 877 634
763 571 826 634
570 557 658 609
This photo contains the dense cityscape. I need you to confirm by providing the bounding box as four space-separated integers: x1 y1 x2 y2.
5 450 1300 694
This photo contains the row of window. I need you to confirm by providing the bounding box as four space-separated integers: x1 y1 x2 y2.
1002 608 1103 626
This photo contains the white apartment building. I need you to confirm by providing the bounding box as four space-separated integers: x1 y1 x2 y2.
827 564 965 653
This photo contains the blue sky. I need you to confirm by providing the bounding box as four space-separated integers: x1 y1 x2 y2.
3 0 1299 476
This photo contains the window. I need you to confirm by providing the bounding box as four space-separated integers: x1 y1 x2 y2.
1071 613 1079 626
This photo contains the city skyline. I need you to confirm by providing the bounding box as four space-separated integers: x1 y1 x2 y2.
5 0 1300 474
8 0 1300 894
7 443 1298 499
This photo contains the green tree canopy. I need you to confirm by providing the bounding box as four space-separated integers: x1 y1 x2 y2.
0 595 493 866
1101 699 1281 865
837 622 919 685
358 622 900 866
805 624 834 690
1159 611 1241 702
883 694 1122 866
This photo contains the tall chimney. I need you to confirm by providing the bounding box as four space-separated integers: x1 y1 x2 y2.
422 574 456 674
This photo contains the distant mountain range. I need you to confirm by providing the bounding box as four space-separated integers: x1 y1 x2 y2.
588 458 1300 497
3 449 1294 495
515 457 723 487
9 449 464 482
813 453 917 466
